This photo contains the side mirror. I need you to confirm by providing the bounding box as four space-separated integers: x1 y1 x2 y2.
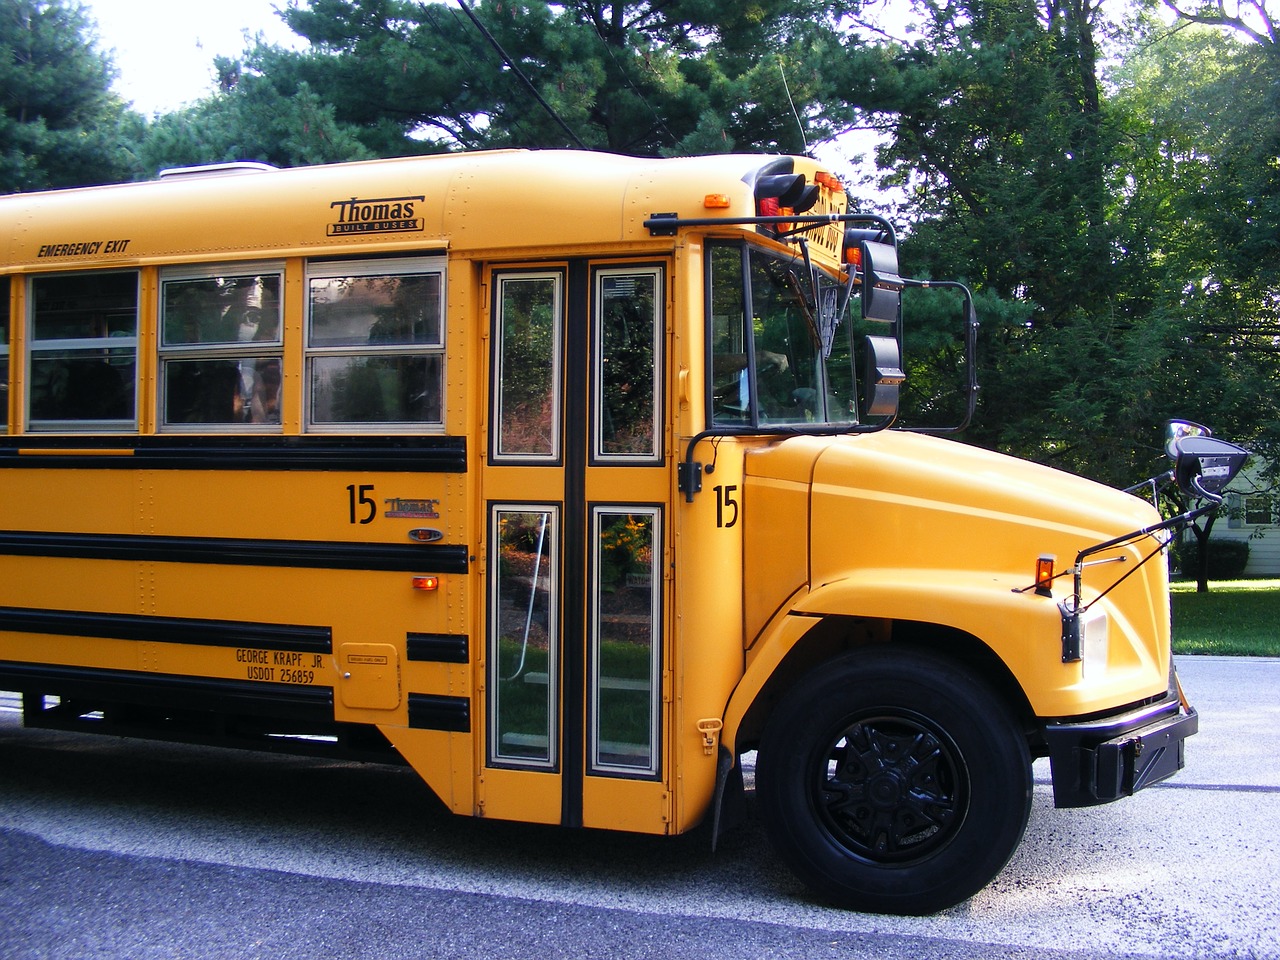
862 335 905 418
1172 435 1249 501
1164 419 1212 460
861 240 904 323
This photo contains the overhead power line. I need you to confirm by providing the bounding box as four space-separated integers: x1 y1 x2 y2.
453 0 587 149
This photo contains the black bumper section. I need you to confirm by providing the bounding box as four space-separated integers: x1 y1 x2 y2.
1043 685 1198 808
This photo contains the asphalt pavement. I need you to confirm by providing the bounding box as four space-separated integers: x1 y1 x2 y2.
0 656 1276 959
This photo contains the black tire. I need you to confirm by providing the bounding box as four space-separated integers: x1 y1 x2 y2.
755 646 1033 915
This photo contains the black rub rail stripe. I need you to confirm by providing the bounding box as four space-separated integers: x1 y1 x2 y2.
407 693 470 733
0 531 469 574
406 633 468 664
0 661 333 722
0 435 467 472
0 606 331 653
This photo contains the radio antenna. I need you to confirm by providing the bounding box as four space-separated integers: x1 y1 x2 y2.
778 56 809 153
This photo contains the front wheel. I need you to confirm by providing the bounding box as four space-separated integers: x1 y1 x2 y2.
755 647 1032 915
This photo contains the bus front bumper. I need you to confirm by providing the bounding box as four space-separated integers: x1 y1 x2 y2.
1042 682 1198 808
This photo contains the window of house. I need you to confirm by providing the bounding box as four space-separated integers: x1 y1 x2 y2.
1244 495 1274 527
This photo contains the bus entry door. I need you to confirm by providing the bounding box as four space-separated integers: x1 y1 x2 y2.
480 260 671 833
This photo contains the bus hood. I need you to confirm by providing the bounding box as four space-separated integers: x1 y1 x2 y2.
748 430 1163 593
743 430 1175 716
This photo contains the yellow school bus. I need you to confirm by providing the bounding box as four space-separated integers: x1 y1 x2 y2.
0 151 1224 914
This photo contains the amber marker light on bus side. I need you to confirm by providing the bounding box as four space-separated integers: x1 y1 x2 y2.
412 575 440 591
704 193 732 209
1035 555 1056 597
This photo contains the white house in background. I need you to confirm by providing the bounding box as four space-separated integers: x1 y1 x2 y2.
1205 463 1280 577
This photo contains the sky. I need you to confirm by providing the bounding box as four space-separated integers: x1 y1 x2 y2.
85 0 303 115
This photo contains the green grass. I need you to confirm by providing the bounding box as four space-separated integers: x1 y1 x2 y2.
1170 579 1280 656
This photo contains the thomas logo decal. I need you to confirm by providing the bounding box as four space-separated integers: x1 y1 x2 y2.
328 195 425 237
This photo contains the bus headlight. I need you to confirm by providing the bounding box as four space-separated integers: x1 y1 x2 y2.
1059 600 1109 675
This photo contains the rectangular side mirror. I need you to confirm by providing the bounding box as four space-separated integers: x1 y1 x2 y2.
861 240 903 323
862 335 905 418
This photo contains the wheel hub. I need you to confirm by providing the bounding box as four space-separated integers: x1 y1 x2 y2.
818 713 968 864
868 771 906 808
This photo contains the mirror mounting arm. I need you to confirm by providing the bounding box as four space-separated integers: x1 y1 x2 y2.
898 278 981 435
1061 430 1248 652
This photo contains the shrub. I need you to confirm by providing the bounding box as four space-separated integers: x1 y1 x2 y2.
1175 538 1251 579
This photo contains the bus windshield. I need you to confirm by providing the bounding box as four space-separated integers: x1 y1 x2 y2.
709 242 856 429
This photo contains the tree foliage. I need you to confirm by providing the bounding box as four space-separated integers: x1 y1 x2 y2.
0 0 137 190
1161 0 1277 44
212 0 870 158
1110 11 1280 487
872 0 1114 319
856 0 1280 488
134 64 375 172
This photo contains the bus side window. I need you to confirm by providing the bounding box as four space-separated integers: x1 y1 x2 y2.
491 271 563 460
708 245 751 426
593 267 661 463
159 267 284 429
489 506 559 768
305 258 445 430
28 272 138 431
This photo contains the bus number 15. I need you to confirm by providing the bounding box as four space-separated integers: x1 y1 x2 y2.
715 484 739 529
347 484 376 525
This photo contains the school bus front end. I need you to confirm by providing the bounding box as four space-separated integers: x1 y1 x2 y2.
705 424 1209 915
648 159 1218 915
